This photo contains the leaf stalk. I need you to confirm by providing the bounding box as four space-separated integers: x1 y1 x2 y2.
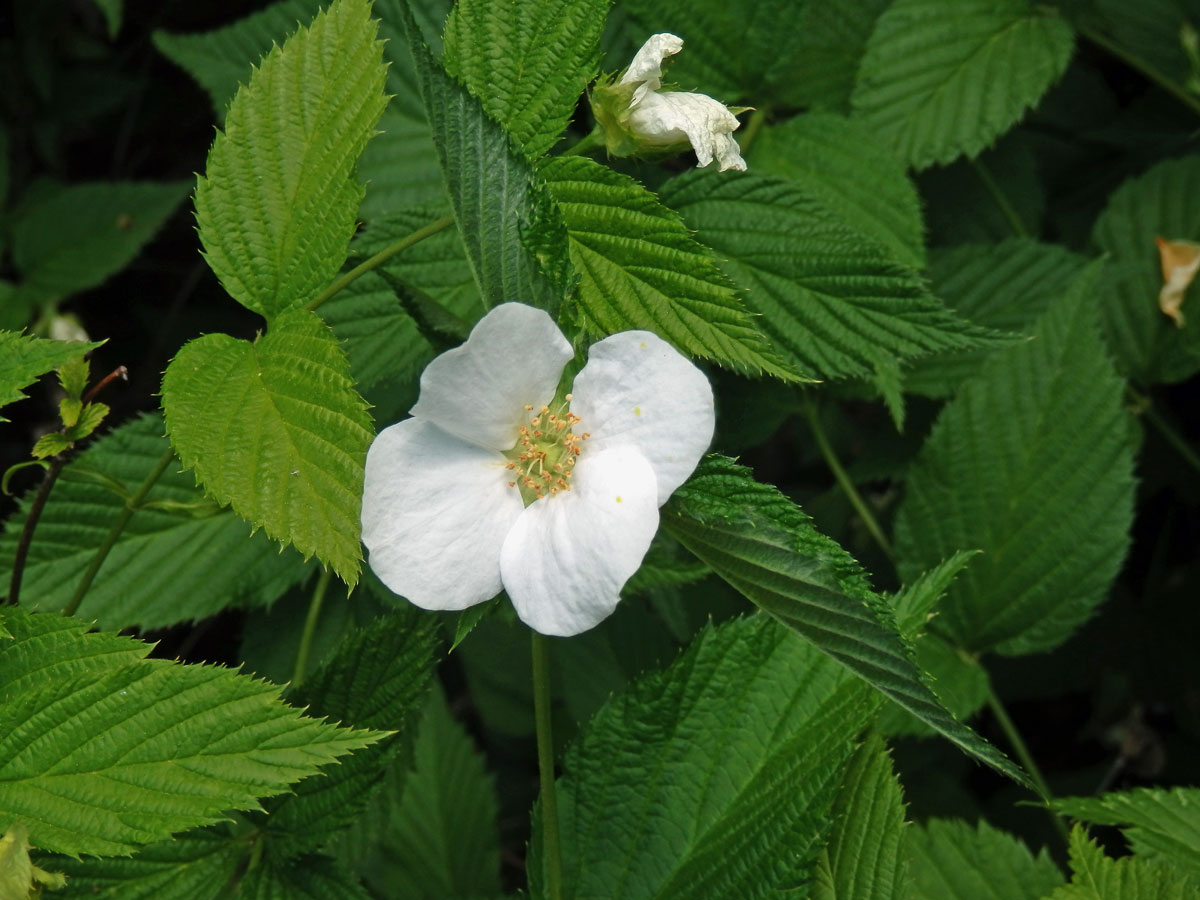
62 446 176 618
305 214 456 312
292 567 332 688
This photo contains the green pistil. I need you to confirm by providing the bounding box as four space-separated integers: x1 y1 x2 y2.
503 400 587 506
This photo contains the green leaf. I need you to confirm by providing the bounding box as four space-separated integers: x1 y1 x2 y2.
893 264 1137 655
342 686 502 900
0 413 307 629
1071 0 1197 90
540 156 797 378
10 181 188 306
1091 154 1200 384
1046 827 1197 900
889 551 980 639
907 818 1065 900
395 0 572 317
442 0 607 158
0 608 383 858
30 432 71 459
1055 788 1200 878
46 827 244 900
194 0 388 319
661 170 1001 381
851 0 1074 169
904 239 1091 398
161 309 373 585
258 614 438 857
63 400 108 443
0 332 101 421
811 734 909 900
56 354 89 401
240 853 373 900
749 112 925 268
532 614 876 900
662 455 1028 787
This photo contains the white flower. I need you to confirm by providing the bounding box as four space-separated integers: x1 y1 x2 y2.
591 33 747 172
361 303 715 637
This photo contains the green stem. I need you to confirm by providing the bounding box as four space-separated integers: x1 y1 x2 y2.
985 684 1070 845
969 158 1029 238
738 105 770 155
63 447 175 618
292 569 331 688
1129 386 1200 475
7 456 67 605
803 400 895 561
1080 25 1200 119
559 128 602 157
305 214 456 312
531 631 564 900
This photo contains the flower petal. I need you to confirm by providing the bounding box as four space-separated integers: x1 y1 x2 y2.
362 418 524 611
620 32 683 93
571 330 714 505
500 446 659 636
410 303 573 450
626 91 746 171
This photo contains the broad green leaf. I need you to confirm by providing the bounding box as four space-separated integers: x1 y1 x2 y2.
907 818 1064 900
396 0 571 317
812 734 909 900
194 0 388 319
661 170 1001 381
1056 788 1200 878
443 0 607 158
749 112 925 268
662 455 1027 787
532 614 876 900
1092 154 1200 383
0 331 100 421
258 614 438 857
10 181 187 306
618 0 818 106
540 156 797 379
0 413 306 628
1046 827 1197 900
240 853 373 900
343 686 502 900
47 827 243 900
851 0 1074 169
904 239 1091 398
161 309 373 585
894 265 1137 655
0 607 383 858
0 607 145 698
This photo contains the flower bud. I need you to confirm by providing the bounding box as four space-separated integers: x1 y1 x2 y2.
590 33 747 172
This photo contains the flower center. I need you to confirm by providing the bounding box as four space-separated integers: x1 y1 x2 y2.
503 394 589 505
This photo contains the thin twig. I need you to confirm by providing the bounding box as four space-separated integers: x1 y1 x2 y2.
7 457 67 605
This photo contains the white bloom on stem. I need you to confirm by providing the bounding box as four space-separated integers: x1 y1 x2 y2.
591 32 747 172
361 303 714 637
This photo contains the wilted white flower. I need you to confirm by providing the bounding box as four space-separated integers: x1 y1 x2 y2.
361 303 714 637
1155 236 1200 327
591 33 747 172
